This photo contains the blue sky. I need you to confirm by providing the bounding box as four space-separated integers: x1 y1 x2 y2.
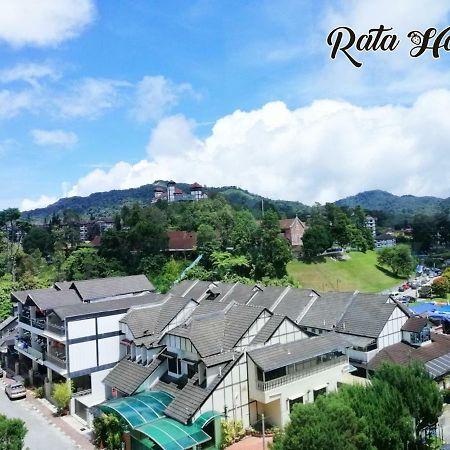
1 0 450 210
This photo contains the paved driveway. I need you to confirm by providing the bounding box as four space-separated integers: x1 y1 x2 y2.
0 384 80 450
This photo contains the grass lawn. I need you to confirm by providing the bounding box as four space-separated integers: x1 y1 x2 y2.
287 251 406 293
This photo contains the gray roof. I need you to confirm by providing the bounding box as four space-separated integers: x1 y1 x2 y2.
202 351 238 368
251 315 285 345
25 290 81 311
401 317 428 333
425 353 450 378
121 295 192 340
168 280 197 297
164 356 240 424
272 288 318 321
248 286 286 309
103 357 163 395
11 287 57 304
224 283 257 304
70 275 154 301
248 333 350 372
339 334 375 349
335 293 397 338
54 281 73 291
52 293 161 320
0 316 17 332
169 303 266 357
299 292 354 330
176 281 212 301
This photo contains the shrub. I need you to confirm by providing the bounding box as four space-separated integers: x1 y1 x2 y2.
34 386 45 398
0 414 27 450
220 419 245 449
93 413 125 450
52 381 72 415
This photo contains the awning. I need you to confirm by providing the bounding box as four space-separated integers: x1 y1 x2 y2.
99 391 174 428
425 352 450 378
136 418 211 450
194 410 221 428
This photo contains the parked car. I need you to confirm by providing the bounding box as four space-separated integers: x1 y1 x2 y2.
410 282 418 289
398 286 405 292
5 382 26 400
402 283 410 290
401 296 415 304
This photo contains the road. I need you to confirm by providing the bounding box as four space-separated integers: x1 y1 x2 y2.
0 384 79 450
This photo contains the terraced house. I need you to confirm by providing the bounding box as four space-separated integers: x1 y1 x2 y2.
8 277 416 450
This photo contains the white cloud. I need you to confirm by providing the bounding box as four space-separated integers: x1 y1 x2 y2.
131 76 195 123
55 77 129 119
0 89 35 119
0 0 95 48
65 90 450 203
21 195 57 211
0 63 59 87
31 129 78 148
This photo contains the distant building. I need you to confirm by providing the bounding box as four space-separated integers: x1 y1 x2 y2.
365 216 376 237
152 181 208 204
375 233 396 249
167 231 197 252
279 216 307 247
79 219 114 242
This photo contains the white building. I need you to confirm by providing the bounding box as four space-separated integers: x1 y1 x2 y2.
365 216 376 237
375 233 396 248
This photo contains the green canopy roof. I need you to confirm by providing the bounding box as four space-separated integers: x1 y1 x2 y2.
194 410 221 428
136 418 211 450
99 391 174 428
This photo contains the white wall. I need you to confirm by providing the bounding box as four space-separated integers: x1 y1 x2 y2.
69 341 97 372
237 311 271 350
266 319 308 345
378 306 408 350
68 319 96 340
97 313 125 334
98 335 121 366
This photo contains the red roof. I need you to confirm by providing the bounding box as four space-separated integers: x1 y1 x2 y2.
174 188 184 195
167 231 197 251
154 186 165 192
190 182 202 189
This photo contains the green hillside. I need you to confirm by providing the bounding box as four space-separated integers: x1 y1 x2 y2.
288 251 406 293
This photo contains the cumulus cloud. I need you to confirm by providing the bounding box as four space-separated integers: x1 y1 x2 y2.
0 0 95 48
0 89 35 119
21 195 57 211
31 129 78 148
65 90 450 203
131 76 195 123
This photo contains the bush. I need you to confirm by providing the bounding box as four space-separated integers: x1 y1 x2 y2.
93 413 125 450
0 414 27 450
52 381 72 415
34 386 45 398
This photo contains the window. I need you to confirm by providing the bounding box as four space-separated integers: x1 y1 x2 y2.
168 357 182 375
289 396 303 411
314 387 327 401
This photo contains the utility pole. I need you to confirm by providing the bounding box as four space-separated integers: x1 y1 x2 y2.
261 413 266 449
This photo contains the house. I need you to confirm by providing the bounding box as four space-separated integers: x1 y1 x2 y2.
152 181 207 204
10 275 155 425
365 216 376 237
368 317 450 388
167 231 198 252
279 216 307 247
375 233 396 248
0 315 17 359
79 219 115 242
100 287 354 449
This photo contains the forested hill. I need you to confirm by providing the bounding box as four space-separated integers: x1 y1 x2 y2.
23 183 310 222
335 190 447 215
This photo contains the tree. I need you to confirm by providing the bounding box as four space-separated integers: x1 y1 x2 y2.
52 381 72 415
431 277 449 298
93 413 125 450
0 414 27 450
302 225 333 259
372 362 443 436
210 251 250 278
272 393 371 450
377 245 414 276
197 223 217 248
22 226 53 256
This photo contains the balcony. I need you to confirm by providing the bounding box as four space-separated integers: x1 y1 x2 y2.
256 355 347 391
46 322 65 336
14 340 44 361
18 315 46 330
45 352 66 369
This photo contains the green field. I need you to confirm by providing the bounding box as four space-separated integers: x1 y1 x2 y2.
288 251 406 293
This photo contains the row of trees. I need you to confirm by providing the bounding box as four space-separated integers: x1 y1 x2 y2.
301 204 374 259
272 362 443 450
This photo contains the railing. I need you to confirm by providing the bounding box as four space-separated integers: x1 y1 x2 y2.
18 315 46 330
257 356 347 391
15 342 43 360
73 389 92 398
46 353 66 369
46 322 65 336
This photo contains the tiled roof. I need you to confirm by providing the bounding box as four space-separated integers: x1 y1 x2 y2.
247 286 287 309
11 287 57 304
335 293 397 338
251 315 285 345
121 295 192 339
103 357 163 395
299 292 354 330
368 333 450 373
248 333 350 372
401 317 428 333
70 275 154 301
52 293 161 320
167 231 197 251
25 290 81 311
202 351 238 367
272 288 319 322
164 357 240 424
